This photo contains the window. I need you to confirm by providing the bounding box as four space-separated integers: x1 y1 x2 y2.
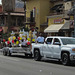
46 38 53 44
53 38 60 45
61 38 75 45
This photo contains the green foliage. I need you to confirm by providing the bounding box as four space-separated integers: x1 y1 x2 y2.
2 32 11 40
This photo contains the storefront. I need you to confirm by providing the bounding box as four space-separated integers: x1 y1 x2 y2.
44 15 72 36
44 15 65 36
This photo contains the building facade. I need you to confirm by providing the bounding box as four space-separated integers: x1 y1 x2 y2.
0 1 25 34
0 0 74 37
1 0 50 34
44 0 74 36
26 0 50 32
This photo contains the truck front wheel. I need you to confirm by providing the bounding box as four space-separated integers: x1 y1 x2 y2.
34 50 41 61
61 53 70 65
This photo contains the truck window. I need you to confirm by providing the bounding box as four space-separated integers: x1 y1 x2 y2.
46 38 53 44
53 38 60 45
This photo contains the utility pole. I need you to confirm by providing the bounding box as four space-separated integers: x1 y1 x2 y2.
74 1 75 37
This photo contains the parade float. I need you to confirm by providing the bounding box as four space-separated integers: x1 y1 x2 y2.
2 29 37 57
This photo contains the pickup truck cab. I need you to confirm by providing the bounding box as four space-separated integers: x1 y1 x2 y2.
31 36 75 65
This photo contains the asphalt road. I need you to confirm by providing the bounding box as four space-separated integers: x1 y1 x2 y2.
0 52 75 75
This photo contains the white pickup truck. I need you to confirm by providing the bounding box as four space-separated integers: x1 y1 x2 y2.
31 36 75 65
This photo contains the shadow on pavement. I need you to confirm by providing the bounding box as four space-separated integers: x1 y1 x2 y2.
40 58 75 67
7 54 33 59
5 54 75 67
41 59 62 65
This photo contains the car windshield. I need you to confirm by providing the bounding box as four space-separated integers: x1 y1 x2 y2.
61 38 75 45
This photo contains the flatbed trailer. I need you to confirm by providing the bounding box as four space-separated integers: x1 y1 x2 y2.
2 46 32 57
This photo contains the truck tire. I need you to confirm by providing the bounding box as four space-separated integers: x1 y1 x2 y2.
34 50 41 61
61 53 70 65
3 51 7 56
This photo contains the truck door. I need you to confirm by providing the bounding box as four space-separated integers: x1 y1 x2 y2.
52 38 61 59
43 38 53 58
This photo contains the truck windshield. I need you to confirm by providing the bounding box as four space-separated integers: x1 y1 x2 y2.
61 38 75 45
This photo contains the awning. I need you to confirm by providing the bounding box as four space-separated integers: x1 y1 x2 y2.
44 24 64 33
61 22 70 30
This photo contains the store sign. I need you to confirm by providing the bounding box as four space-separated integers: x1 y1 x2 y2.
54 19 63 24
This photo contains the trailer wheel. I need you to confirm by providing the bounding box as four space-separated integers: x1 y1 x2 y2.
25 53 32 58
3 51 7 56
25 53 28 57
34 50 41 61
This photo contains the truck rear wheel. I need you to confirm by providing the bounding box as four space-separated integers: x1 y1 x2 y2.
34 50 41 61
61 53 70 65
